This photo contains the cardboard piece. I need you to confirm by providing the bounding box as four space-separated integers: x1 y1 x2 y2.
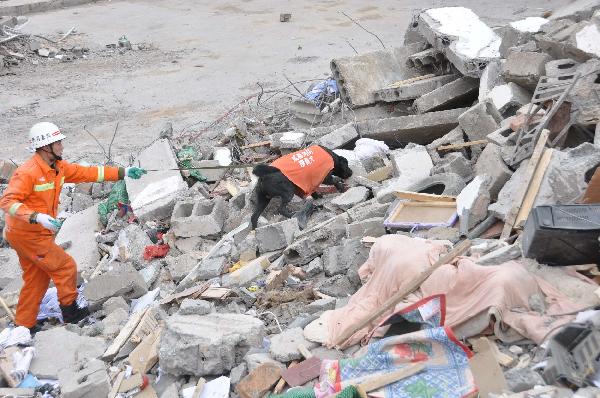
469 337 508 396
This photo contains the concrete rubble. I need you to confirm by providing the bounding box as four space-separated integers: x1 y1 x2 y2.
4 3 600 398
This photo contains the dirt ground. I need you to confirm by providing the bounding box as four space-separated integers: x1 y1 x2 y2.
1 0 566 164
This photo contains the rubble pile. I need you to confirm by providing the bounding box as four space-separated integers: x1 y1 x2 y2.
3 2 600 397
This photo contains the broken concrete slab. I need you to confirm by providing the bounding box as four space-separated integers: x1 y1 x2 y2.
126 139 187 223
85 263 148 309
501 51 551 90
303 257 324 278
356 108 468 148
346 199 389 222
284 215 348 265
499 18 549 57
256 218 299 253
330 186 370 211
479 61 504 103
417 7 501 77
315 275 354 297
316 123 358 150
414 77 479 114
116 224 153 267
159 313 265 376
245 352 285 372
101 308 129 338
431 152 473 181
270 132 306 150
31 327 107 379
306 297 336 313
269 327 318 362
178 299 213 315
102 296 128 314
374 74 458 102
58 359 110 398
55 204 100 277
346 217 386 239
193 256 228 280
194 160 227 182
550 0 600 22
488 83 532 117
330 43 426 107
222 256 270 287
474 143 513 200
322 238 370 285
477 242 522 265
457 175 491 233
458 102 502 142
545 58 579 77
171 197 227 238
165 253 199 283
0 248 20 290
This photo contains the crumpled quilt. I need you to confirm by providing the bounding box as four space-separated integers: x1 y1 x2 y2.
316 295 476 398
325 235 586 348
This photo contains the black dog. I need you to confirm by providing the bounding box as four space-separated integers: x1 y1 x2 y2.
251 145 353 229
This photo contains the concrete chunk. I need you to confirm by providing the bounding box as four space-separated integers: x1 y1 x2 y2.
55 204 100 277
58 359 110 398
195 160 227 182
171 198 227 238
178 299 213 315
414 77 479 114
85 263 148 308
316 123 358 149
374 74 458 102
488 83 532 116
356 108 468 147
126 139 187 222
418 7 500 77
165 253 199 283
474 143 513 200
256 218 299 253
331 43 425 107
458 102 502 142
431 153 473 181
195 256 228 280
330 186 370 210
502 52 551 90
346 217 386 239
159 313 265 376
269 327 317 362
270 132 306 150
284 215 348 265
31 327 107 379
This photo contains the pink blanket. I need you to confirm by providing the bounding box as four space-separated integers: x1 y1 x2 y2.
326 235 586 348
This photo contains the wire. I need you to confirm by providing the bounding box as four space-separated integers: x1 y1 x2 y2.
258 311 283 333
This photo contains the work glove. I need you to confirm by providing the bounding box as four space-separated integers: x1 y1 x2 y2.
126 167 147 179
36 213 63 232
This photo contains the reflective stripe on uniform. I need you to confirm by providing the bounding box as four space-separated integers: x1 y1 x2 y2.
8 202 22 215
60 177 65 186
33 182 54 192
97 166 105 182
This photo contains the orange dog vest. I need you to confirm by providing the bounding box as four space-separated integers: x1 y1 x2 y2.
271 145 334 197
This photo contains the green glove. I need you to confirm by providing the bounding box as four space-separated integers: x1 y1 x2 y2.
126 167 147 179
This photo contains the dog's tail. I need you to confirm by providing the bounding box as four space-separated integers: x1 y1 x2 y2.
252 164 280 177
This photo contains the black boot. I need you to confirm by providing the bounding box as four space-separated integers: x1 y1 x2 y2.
28 324 42 336
60 302 90 324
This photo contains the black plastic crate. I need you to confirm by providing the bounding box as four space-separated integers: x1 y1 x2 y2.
522 205 600 266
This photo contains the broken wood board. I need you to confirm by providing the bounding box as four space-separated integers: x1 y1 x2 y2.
108 371 125 398
266 266 292 291
273 361 298 395
339 363 425 393
436 139 488 152
118 372 144 393
334 239 471 348
386 201 456 225
159 281 211 305
237 363 281 398
199 287 232 300
129 307 159 344
0 346 20 387
134 386 158 398
191 378 206 398
128 328 162 374
469 338 508 396
514 148 553 228
393 191 456 203
501 129 550 240
582 167 600 204
103 308 148 360
280 356 322 387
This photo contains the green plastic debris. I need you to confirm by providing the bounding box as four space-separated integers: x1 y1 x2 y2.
177 145 207 182
269 387 315 398
98 180 128 226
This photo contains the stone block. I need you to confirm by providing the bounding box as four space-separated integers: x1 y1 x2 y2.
418 7 501 77
116 224 153 267
284 215 348 265
431 153 473 181
58 359 110 398
330 186 370 210
159 313 265 376
346 217 386 239
322 238 370 279
178 299 213 315
165 253 199 283
488 83 532 116
245 352 284 372
414 77 479 114
331 43 425 107
126 139 187 222
255 218 299 253
269 327 317 362
374 74 458 102
478 61 504 103
316 123 358 150
31 327 107 379
270 132 306 150
474 143 513 200
101 308 129 338
458 102 502 142
55 204 100 276
303 257 324 277
456 175 491 234
171 197 227 238
487 125 516 147
346 199 389 222
356 108 468 147
502 52 551 90
499 18 549 57
195 256 228 280
315 275 355 297
85 263 148 308
102 296 128 314
306 297 336 313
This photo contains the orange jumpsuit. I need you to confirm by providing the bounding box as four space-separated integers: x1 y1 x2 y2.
271 145 334 197
0 153 123 328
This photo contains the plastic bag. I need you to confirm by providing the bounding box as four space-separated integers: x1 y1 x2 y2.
143 244 170 261
97 180 129 226
177 146 207 182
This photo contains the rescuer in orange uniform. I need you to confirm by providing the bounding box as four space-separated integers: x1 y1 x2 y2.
0 122 147 333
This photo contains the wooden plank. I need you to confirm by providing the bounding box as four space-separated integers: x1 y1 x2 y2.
297 344 314 359
393 191 456 203
273 361 298 394
200 287 232 300
0 297 15 323
469 338 508 397
128 328 162 374
129 307 159 344
515 148 553 228
333 239 471 348
356 363 425 392
108 371 125 398
501 130 550 240
103 309 147 360
436 139 488 152
159 281 211 305
191 378 206 398
0 346 20 387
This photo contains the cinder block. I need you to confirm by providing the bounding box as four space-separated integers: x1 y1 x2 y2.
414 77 479 114
256 218 300 253
502 51 551 90
374 74 457 102
171 198 227 238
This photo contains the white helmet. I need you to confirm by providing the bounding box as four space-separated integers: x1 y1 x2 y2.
29 122 66 150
